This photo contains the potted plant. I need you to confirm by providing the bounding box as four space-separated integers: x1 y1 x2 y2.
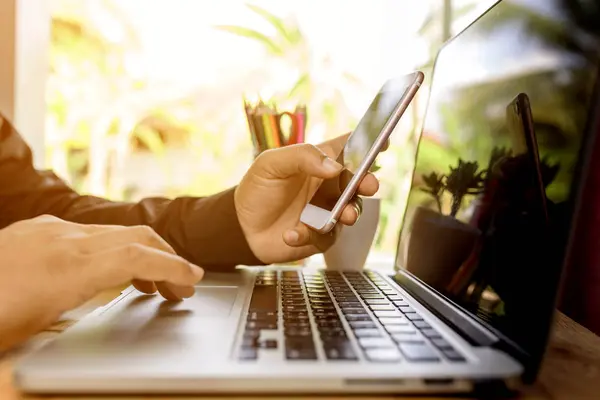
405 159 484 290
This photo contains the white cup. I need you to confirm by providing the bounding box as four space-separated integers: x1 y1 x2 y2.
324 197 381 271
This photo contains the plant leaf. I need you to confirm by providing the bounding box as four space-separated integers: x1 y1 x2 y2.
245 3 294 44
134 125 165 156
214 25 283 55
288 73 311 99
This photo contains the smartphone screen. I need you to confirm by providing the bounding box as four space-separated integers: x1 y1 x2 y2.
308 78 415 212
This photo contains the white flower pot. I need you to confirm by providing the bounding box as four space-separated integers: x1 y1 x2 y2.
324 197 380 271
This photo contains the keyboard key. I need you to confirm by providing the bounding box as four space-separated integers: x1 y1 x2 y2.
392 300 407 306
413 321 432 330
323 340 358 360
308 293 330 298
246 321 277 330
249 285 278 311
374 285 391 290
353 328 382 338
374 310 403 318
282 290 304 295
285 338 317 360
316 320 343 328
283 300 306 306
384 324 417 334
386 294 404 301
381 289 396 294
283 312 309 320
334 295 357 301
361 294 385 299
284 327 312 337
358 337 394 348
339 302 362 307
391 333 422 343
365 348 402 362
369 305 396 312
385 325 417 334
310 300 333 306
442 349 466 362
378 317 408 325
431 338 453 350
283 305 307 313
313 314 340 320
349 321 377 329
310 305 336 311
398 343 440 362
404 312 424 321
420 328 442 339
282 294 304 300
238 348 258 360
320 330 347 339
343 309 368 315
247 311 277 321
259 339 278 349
398 305 415 313
284 321 310 328
365 299 391 305
241 337 258 348
345 315 372 322
243 329 260 339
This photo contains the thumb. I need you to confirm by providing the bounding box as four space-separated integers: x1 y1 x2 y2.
258 143 343 179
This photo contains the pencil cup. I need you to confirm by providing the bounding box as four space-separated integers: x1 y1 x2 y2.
243 99 307 158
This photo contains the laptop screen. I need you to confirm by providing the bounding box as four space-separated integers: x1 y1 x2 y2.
395 0 600 367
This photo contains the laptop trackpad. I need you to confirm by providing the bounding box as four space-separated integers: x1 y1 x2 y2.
155 286 238 317
99 286 240 334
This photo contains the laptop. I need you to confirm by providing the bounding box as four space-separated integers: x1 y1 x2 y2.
15 0 600 395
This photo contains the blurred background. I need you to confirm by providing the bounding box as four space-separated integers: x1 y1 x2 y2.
44 0 493 260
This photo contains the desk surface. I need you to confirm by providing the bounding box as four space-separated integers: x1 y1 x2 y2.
1 288 599 400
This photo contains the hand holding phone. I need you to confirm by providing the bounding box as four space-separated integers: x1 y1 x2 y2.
300 72 424 233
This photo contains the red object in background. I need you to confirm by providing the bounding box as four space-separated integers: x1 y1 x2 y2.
559 120 600 336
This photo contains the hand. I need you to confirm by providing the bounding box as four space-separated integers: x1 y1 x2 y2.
234 133 383 264
0 215 204 351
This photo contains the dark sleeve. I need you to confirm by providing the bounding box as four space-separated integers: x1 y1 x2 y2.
0 114 264 270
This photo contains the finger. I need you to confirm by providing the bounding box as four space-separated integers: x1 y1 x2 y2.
356 173 379 196
86 244 204 299
156 282 195 301
381 138 390 152
258 143 343 179
132 279 157 294
339 198 362 226
283 223 338 251
75 225 176 255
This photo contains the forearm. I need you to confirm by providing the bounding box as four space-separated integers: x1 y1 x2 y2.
0 115 263 270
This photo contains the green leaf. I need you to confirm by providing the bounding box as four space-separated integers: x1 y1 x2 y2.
214 25 283 55
288 73 311 99
133 126 166 156
245 3 294 44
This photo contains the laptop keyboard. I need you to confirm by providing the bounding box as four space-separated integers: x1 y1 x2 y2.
238 270 467 363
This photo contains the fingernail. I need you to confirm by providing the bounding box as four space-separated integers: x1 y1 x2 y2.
285 230 300 244
322 156 343 173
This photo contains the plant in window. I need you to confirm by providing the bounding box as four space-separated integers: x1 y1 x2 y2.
420 171 445 213
445 159 486 218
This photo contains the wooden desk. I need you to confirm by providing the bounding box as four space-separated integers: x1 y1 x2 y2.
1 289 599 400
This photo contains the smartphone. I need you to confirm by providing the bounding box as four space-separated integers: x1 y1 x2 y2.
300 72 424 233
506 92 549 224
